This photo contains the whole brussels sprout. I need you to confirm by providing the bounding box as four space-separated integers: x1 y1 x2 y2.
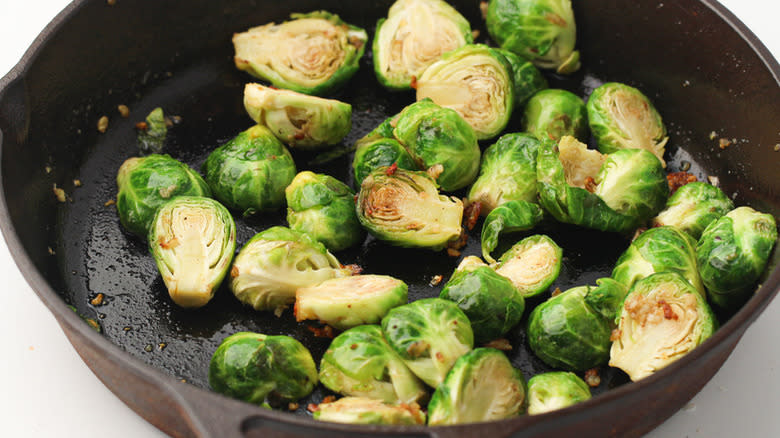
148 197 236 308
416 44 515 140
427 348 526 425
612 226 704 296
202 125 296 215
652 182 734 240
523 89 588 142
486 0 580 74
536 136 668 233
229 226 353 315
526 371 591 415
352 136 418 187
609 272 717 381
381 298 474 387
392 99 481 191
587 82 668 165
496 49 549 106
696 207 778 309
209 332 318 406
243 83 351 150
313 397 426 425
481 200 545 263
295 275 408 330
492 234 562 296
467 132 541 215
440 260 525 343
233 11 367 95
373 0 472 90
319 325 427 404
116 154 211 237
285 171 364 251
356 167 464 251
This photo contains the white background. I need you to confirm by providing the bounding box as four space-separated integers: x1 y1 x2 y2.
0 1 777 437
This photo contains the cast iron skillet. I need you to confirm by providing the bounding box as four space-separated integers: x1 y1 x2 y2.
0 0 778 436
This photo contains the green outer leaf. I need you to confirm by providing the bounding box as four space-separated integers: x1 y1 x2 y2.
583 278 628 323
319 325 427 404
493 234 562 297
523 89 588 142
208 332 318 406
526 371 591 415
481 200 544 263
203 125 296 215
352 136 418 187
116 154 211 237
427 348 526 425
496 49 548 106
652 182 734 240
137 107 168 154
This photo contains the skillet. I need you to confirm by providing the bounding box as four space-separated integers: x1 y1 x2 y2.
0 0 778 437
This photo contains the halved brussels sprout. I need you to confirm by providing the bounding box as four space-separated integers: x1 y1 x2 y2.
319 325 427 404
313 397 426 425
116 154 211 237
229 226 353 315
356 167 464 250
202 125 296 215
536 136 668 233
492 234 562 296
486 0 580 74
696 207 778 309
393 99 481 191
233 12 367 95
652 182 734 240
609 272 717 381
381 298 474 387
295 275 408 330
523 89 588 142
612 226 704 296
440 261 525 343
496 49 549 106
467 132 541 215
587 82 668 165
373 0 472 90
481 200 545 263
416 44 515 140
352 136 418 187
243 84 351 150
285 171 364 251
526 371 591 415
209 332 318 406
427 348 526 425
148 197 236 308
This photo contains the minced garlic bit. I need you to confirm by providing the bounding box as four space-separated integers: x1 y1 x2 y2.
45 165 52 174
117 104 130 118
471 30 480 40
97 115 109 133
584 368 601 387
479 1 489 19
707 175 720 187
73 179 82 187
429 275 443 287
53 184 67 203
90 293 105 306
708 131 717 140
483 338 512 351
774 144 780 152
47 247 55 255
718 138 731 149
104 199 116 207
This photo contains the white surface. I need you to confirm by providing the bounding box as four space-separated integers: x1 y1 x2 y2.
0 1 777 437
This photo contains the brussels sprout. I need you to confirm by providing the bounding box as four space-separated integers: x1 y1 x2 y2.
382 298 474 387
536 136 668 233
285 171 364 251
148 197 236 308
696 207 778 309
202 125 296 215
392 99 481 191
652 182 734 240
526 372 591 415
313 397 426 425
496 49 549 106
352 136 418 187
492 234 562 297
523 89 588 142
116 154 211 237
136 107 167 154
373 0 472 90
486 0 580 74
587 82 668 165
229 226 353 315
243 84 351 150
295 275 408 330
416 44 515 140
467 133 541 215
612 226 705 296
356 167 464 250
481 201 545 263
233 12 367 95
609 272 717 381
440 264 525 343
427 348 526 425
319 325 427 404
209 332 318 406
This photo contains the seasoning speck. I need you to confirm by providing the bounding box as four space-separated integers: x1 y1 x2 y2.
73 179 82 187
45 166 52 174
551 287 562 297
104 199 116 207
288 403 299 411
53 184 67 203
774 144 780 152
123 326 132 332
429 275 443 287
158 342 167 351
97 115 109 133
718 138 732 149
47 247 55 255
90 293 105 306
144 344 153 353
117 104 130 118
709 131 717 140
471 30 480 40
